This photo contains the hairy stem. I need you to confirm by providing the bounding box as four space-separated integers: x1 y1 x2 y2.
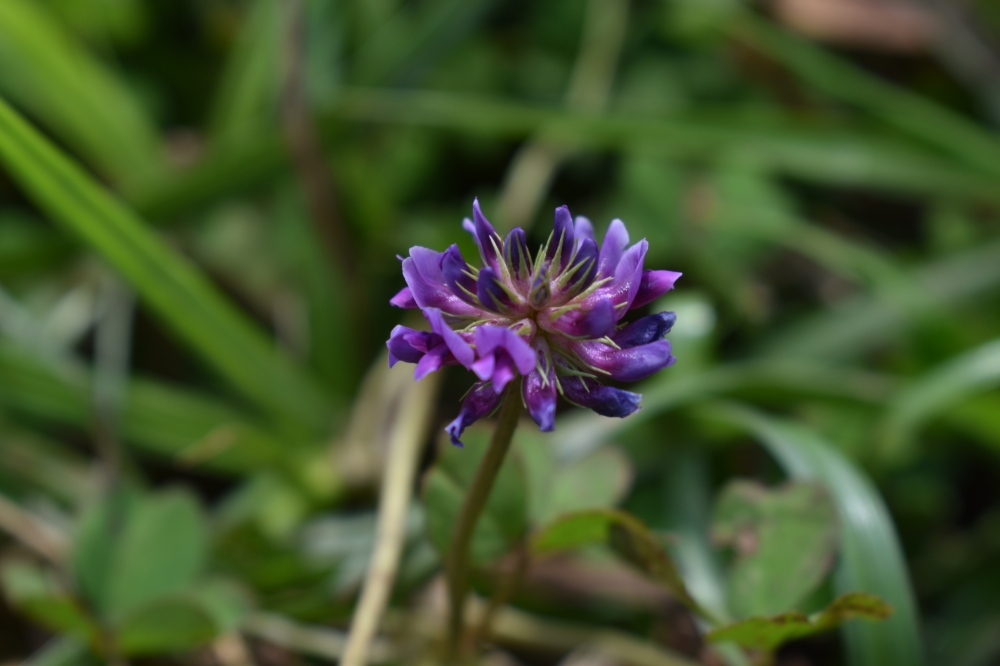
445 381 524 654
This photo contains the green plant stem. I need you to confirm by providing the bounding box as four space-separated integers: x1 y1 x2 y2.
445 381 523 654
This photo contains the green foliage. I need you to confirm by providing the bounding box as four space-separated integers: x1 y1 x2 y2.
422 426 529 565
707 592 894 651
711 480 838 618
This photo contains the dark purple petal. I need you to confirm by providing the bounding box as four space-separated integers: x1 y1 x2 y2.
522 341 556 431
402 247 481 316
528 273 550 309
445 381 502 447
630 270 682 310
477 267 516 314
424 308 475 368
570 338 675 382
440 244 479 306
543 299 615 339
474 325 537 375
390 287 417 308
386 325 435 366
470 198 503 273
504 228 531 280
597 219 629 278
612 312 676 349
562 237 598 297
574 216 595 247
547 205 575 271
579 239 648 322
414 345 452 380
560 375 641 418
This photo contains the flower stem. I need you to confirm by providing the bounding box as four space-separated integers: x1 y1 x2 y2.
445 380 523 654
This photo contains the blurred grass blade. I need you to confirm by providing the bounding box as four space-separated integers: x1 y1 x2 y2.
0 0 162 185
0 94 331 432
761 238 1000 360
0 338 293 473
207 0 288 146
707 403 923 666
128 89 1000 222
733 15 1000 180
881 339 1000 461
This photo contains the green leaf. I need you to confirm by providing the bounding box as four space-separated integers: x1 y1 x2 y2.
881 339 1000 461
422 425 529 565
1 560 98 644
532 508 700 612
0 338 294 473
0 94 332 432
537 447 632 524
706 592 894 652
707 404 923 666
712 480 838 618
116 597 218 656
73 489 208 619
0 0 161 185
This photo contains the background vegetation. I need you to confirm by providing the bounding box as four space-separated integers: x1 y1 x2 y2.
1 0 999 664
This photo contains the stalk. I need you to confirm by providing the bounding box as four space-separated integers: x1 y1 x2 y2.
444 381 524 654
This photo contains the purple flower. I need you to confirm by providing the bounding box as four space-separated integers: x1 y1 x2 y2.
387 199 680 445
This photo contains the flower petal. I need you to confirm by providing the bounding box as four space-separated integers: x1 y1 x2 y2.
579 239 648 322
597 219 629 278
470 198 503 273
561 237 598 298
389 287 417 308
474 325 537 375
386 325 437 366
403 247 481 316
440 244 479 306
445 381 502 447
547 205 575 271
543 298 615 339
414 345 451 380
477 267 517 314
560 375 641 418
424 308 475 368
574 216 595 247
504 228 531 281
522 341 556 431
630 270 682 310
612 311 676 349
570 338 675 382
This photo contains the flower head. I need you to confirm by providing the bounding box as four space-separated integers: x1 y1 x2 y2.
387 199 681 446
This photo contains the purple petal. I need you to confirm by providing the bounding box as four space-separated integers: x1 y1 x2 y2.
440 245 479 306
612 311 676 349
630 270 682 310
579 240 648 322
424 308 475 368
403 247 481 316
543 299 615 339
597 219 629 278
562 237 598 297
445 382 502 447
474 325 537 376
528 273 550 309
471 198 503 273
574 216 595 247
522 341 556 431
477 267 516 314
390 287 417 308
560 375 641 418
547 205 575 271
386 325 436 366
414 345 451 380
504 228 531 280
570 338 675 382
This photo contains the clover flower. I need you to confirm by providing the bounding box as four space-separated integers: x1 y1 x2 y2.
387 200 680 446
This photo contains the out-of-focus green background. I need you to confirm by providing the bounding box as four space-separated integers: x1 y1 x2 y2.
1 0 999 664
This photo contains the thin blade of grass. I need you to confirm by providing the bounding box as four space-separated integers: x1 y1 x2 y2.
0 95 331 432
